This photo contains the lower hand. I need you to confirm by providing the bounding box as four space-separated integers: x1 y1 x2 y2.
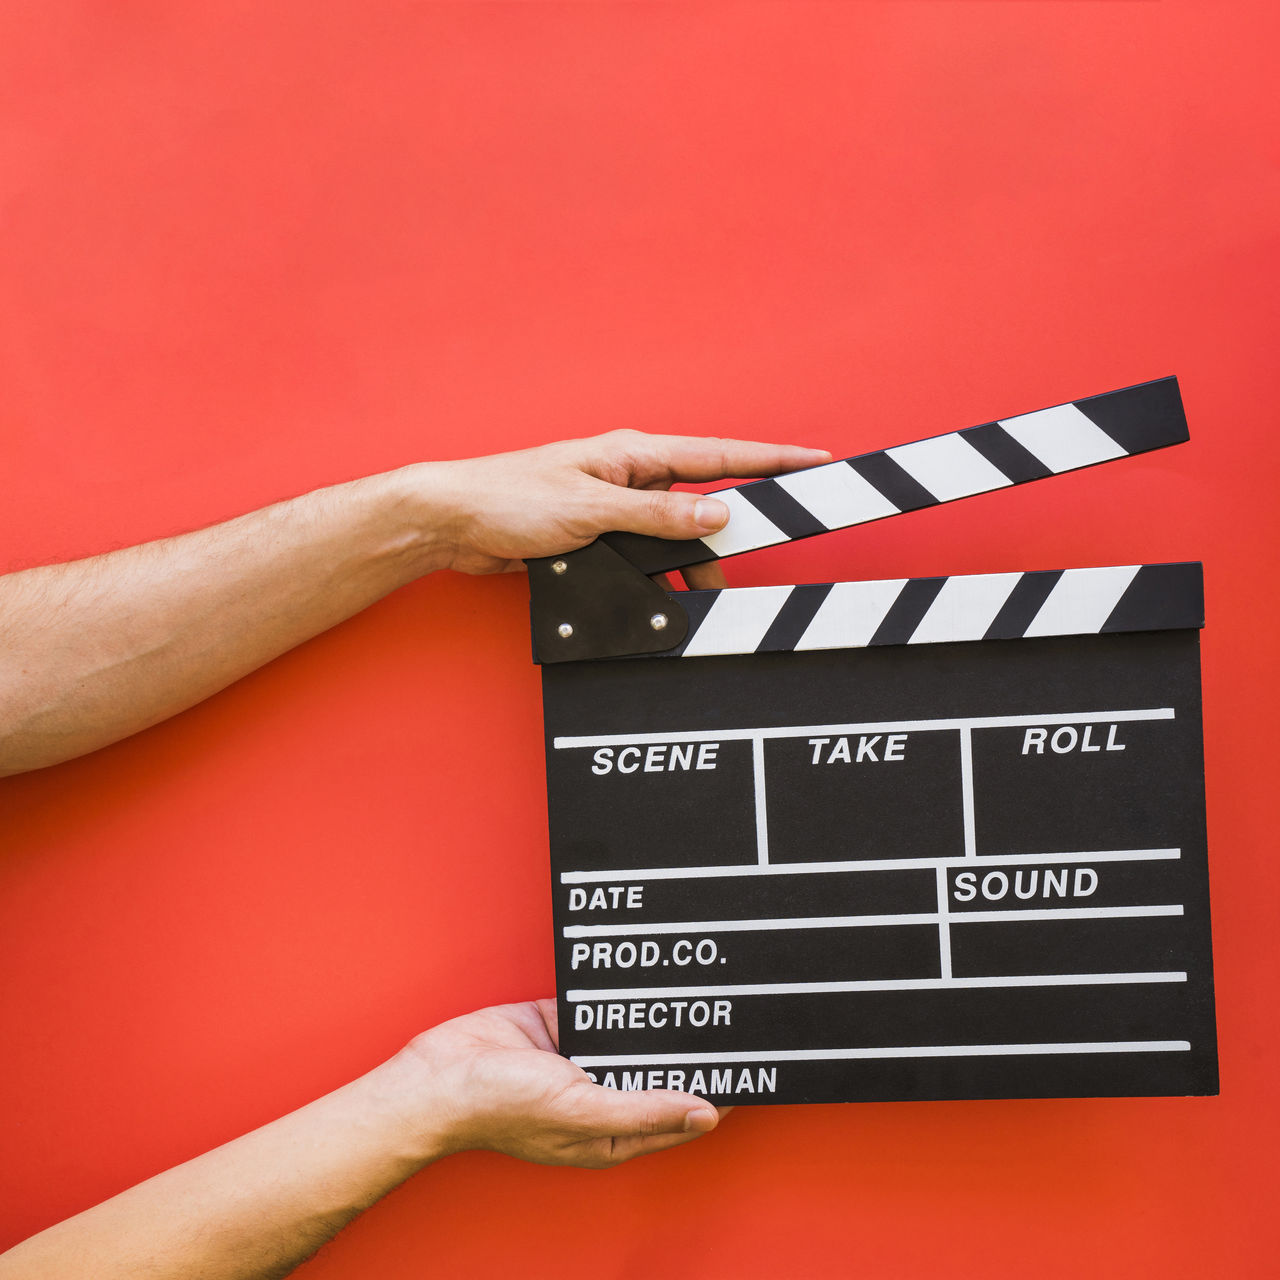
391 999 728 1168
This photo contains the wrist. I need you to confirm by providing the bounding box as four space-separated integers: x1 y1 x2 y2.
348 464 460 580
363 1043 459 1166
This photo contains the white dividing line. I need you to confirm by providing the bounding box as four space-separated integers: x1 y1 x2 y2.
559 847 1181 884
562 903 1182 939
564 913 939 938
752 738 769 866
570 1040 1192 1068
553 707 1174 750
952 905 1182 925
565 971 1189 1001
959 726 976 858
936 865 953 980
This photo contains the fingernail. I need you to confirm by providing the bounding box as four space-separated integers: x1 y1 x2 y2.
694 498 729 530
683 1107 717 1132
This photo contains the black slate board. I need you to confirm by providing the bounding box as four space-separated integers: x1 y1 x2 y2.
542 627 1217 1104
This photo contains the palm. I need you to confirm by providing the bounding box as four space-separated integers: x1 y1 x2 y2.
403 1000 723 1168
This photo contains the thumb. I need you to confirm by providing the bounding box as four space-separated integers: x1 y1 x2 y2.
575 1082 720 1139
600 485 731 541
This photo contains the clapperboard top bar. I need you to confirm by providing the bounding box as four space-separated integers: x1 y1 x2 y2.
603 375 1187 575
528 376 1191 664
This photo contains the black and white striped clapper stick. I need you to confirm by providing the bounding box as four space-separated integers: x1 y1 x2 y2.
604 376 1188 575
666 562 1204 658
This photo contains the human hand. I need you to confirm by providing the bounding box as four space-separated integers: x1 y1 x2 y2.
412 431 829 584
391 999 728 1168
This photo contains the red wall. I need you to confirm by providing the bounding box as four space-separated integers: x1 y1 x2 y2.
2 4 1277 1275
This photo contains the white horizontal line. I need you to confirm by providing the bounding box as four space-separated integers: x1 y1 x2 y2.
560 848 1181 884
563 913 937 938
566 971 1189 1001
570 1040 1192 1068
562 903 1181 938
953 905 1182 924
554 707 1174 749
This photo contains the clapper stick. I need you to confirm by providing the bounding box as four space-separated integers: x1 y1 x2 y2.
533 374 1215 1106
529 376 1189 664
604 375 1187 575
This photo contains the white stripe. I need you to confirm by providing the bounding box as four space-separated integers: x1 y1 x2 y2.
1024 565 1141 637
794 578 909 650
562 903 1180 938
908 572 1022 644
681 585 794 658
566 972 1188 1001
774 461 899 529
999 403 1128 473
887 433 1013 502
560 848 1182 884
571 1041 1192 1067
553 706 1174 748
696 487 787 558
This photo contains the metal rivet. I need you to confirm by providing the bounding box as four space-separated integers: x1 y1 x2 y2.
650 612 669 631
557 622 574 639
551 560 568 575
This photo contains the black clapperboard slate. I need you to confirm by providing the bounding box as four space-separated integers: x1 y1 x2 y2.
529 377 1217 1105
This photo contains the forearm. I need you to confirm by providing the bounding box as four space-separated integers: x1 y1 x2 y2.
0 1053 442 1280
0 466 449 775
0 431 827 775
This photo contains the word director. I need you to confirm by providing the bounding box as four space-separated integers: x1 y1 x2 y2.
573 999 733 1031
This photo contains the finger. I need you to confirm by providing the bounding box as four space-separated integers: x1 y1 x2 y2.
599 434 831 487
594 483 734 541
680 560 727 590
605 1102 734 1163
572 1082 720 1142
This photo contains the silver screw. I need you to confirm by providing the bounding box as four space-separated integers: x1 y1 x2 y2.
551 560 568 576
650 612 669 631
557 622 574 639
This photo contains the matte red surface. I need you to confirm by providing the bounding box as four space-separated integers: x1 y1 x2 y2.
2 3 1277 1276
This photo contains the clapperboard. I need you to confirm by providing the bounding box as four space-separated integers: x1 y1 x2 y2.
529 376 1216 1105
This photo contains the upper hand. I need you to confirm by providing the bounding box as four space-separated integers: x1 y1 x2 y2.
391 999 728 1169
415 431 830 579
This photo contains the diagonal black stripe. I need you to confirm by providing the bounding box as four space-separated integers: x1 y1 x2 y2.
1073 376 1189 456
755 583 834 653
982 571 1063 640
1101 562 1204 634
738 478 830 540
869 577 946 646
847 452 937 513
962 422 1054 485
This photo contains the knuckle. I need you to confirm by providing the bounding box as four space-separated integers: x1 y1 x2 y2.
645 490 677 525
637 1109 664 1137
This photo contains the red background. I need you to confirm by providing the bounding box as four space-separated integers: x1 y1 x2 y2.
3 3 1278 1275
